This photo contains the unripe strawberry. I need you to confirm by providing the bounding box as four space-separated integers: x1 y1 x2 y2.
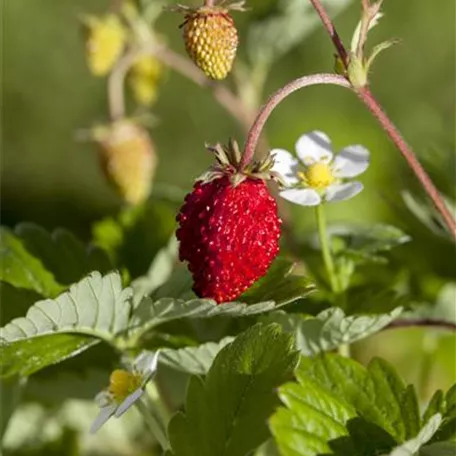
128 56 163 106
83 14 127 76
93 121 156 205
174 2 245 80
176 141 282 303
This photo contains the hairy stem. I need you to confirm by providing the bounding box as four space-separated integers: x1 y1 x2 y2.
356 86 456 237
308 0 456 239
309 0 348 66
241 74 350 169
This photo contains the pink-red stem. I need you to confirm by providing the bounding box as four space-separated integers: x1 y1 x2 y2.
308 0 456 239
357 86 456 236
241 73 350 169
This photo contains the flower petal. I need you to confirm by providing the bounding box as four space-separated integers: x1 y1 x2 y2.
279 188 321 206
270 149 299 186
325 182 364 203
90 403 117 433
114 388 144 418
136 351 160 386
332 145 370 178
295 131 333 166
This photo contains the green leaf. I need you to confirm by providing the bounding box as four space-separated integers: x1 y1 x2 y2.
0 272 132 378
15 223 112 285
131 296 288 343
331 224 411 264
297 355 421 443
0 227 63 297
419 442 456 456
271 355 432 456
263 307 402 355
168 323 299 456
270 358 398 456
271 374 358 456
383 414 442 456
159 337 234 375
0 334 98 378
240 259 315 306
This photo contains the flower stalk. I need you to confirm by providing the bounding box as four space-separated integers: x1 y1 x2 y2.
240 74 350 170
315 204 339 293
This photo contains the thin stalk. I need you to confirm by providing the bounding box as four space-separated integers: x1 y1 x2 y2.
356 86 456 237
241 74 350 169
315 204 339 293
136 398 169 451
308 0 456 238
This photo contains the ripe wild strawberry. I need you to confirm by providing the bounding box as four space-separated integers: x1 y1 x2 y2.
176 140 282 303
173 2 245 80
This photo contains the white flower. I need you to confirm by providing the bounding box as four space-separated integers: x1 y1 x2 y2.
90 351 160 433
271 131 370 206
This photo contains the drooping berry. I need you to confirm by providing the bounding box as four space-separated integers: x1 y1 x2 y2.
176 141 282 303
128 55 163 106
174 3 245 80
83 14 127 76
93 121 157 205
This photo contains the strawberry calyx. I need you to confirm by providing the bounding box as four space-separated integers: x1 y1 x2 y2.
198 139 284 187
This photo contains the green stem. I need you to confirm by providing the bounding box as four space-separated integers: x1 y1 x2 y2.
315 204 339 293
136 394 169 451
338 343 351 358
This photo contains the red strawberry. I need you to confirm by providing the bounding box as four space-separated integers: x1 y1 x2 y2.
176 141 282 303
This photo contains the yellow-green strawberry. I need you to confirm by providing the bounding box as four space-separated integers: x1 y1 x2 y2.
174 2 245 80
93 121 157 205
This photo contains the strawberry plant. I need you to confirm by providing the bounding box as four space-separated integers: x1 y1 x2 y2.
1 1 455 455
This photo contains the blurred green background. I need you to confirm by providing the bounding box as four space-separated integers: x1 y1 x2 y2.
1 0 455 454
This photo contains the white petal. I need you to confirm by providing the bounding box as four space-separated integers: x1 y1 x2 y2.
90 404 117 433
325 182 364 203
279 188 322 206
270 149 299 186
133 350 160 383
114 388 144 418
295 131 333 166
332 145 370 178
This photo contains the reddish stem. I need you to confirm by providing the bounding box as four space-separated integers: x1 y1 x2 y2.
308 0 456 239
309 0 348 66
357 86 456 237
241 73 350 169
386 319 456 332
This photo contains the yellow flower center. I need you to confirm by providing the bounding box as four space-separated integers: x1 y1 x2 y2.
300 162 335 189
108 369 142 403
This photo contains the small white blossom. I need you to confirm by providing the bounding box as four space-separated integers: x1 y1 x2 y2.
90 350 160 433
271 131 370 206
